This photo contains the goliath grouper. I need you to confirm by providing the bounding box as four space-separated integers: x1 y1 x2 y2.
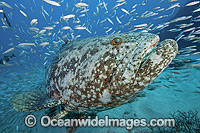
11 32 178 119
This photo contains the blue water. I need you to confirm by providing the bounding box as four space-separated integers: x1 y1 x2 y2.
0 0 200 132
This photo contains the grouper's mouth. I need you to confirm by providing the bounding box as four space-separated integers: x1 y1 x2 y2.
136 38 178 79
131 34 160 71
140 39 159 67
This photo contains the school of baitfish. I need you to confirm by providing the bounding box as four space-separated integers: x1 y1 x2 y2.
0 0 200 63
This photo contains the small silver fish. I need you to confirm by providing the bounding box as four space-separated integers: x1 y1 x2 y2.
185 1 200 6
43 0 61 6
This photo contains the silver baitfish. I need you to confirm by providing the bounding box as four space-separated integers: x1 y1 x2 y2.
11 32 178 119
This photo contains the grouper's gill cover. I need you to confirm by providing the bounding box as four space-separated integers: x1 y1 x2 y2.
45 32 178 112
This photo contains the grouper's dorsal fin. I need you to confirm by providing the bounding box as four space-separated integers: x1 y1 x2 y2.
11 90 63 112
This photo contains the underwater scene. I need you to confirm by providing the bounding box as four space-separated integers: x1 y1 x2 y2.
0 0 200 132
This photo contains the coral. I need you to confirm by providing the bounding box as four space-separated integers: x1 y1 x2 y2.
156 110 200 132
170 110 200 132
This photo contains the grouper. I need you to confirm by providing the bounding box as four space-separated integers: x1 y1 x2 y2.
11 32 178 119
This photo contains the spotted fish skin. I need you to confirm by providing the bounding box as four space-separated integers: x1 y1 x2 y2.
45 32 178 113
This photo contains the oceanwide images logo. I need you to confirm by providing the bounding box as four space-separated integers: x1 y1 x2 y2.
25 114 175 129
40 116 147 129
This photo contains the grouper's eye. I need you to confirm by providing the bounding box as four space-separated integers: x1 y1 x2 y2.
111 37 122 45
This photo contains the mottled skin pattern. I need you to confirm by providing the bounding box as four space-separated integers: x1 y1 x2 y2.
45 32 178 113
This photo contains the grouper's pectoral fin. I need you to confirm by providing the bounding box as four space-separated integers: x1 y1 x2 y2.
135 39 178 90
46 104 69 119
11 90 62 112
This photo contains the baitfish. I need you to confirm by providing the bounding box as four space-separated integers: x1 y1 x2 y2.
3 10 11 27
11 32 178 119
